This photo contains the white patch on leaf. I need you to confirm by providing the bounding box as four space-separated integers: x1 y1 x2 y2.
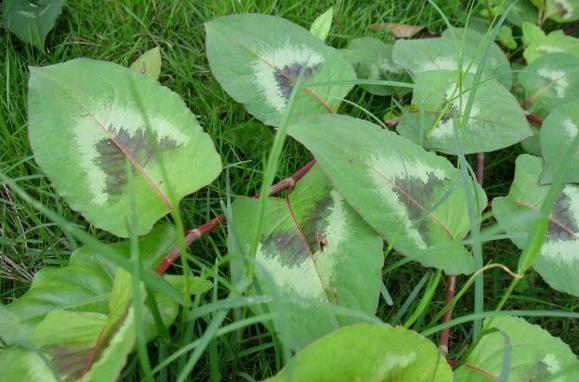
538 45 565 54
542 185 579 264
373 352 416 379
419 57 478 74
253 42 324 111
563 118 578 138
74 105 188 205
431 83 481 140
368 155 448 249
537 68 569 98
542 353 561 374
314 190 348 280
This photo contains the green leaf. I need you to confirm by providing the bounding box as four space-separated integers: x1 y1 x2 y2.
309 7 333 42
340 37 412 96
492 154 579 297
397 71 532 154
30 310 107 348
540 100 579 183
546 0 579 22
1 0 65 49
521 22 546 47
0 347 58 382
205 14 356 127
129 46 162 80
224 121 274 160
520 53 579 116
454 317 578 381
497 25 517 50
523 29 579 63
289 114 487 275
27 58 222 237
228 165 383 349
505 0 539 26
392 27 512 88
266 323 452 382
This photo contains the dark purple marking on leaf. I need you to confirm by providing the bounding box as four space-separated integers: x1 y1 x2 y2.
547 191 578 242
260 194 333 267
274 62 319 102
44 345 93 380
554 1 569 18
393 173 444 243
95 125 178 196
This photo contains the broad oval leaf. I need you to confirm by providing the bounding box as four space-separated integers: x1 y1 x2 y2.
519 53 579 117
523 29 579 63
289 114 487 275
205 14 356 127
392 27 512 88
454 316 578 381
540 100 579 184
1 0 65 49
397 70 532 154
546 0 579 22
228 165 384 349
492 154 579 297
28 58 222 237
129 46 162 80
266 323 452 382
340 37 412 96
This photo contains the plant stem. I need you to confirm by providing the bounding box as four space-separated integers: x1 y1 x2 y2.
525 112 543 126
439 152 485 356
155 160 316 275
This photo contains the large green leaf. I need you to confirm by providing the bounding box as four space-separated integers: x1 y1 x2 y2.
392 27 512 88
228 166 383 349
493 154 579 297
454 317 578 381
1 0 65 49
340 37 411 96
397 71 532 154
205 14 356 127
522 27 579 63
546 0 579 22
289 114 487 275
519 53 579 117
28 58 222 237
540 100 579 184
266 323 452 382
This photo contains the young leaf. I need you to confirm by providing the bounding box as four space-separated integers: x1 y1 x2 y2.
540 100 579 184
522 29 579 63
340 37 412 96
27 58 222 237
454 317 578 381
520 53 579 116
545 0 579 22
205 14 356 127
289 114 487 275
1 0 65 49
497 25 517 50
129 46 162 80
392 27 512 88
309 7 333 42
397 71 532 154
266 323 452 382
493 154 579 297
228 166 383 349
382 22 424 38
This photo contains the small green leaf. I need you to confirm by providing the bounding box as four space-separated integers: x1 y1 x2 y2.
540 100 579 183
520 53 579 116
493 154 579 297
393 27 512 88
340 37 412 96
27 58 222 237
397 71 532 154
129 46 162 80
266 324 452 382
546 0 579 22
289 114 487 275
454 317 578 381
205 14 356 127
497 25 517 50
228 165 383 349
309 7 333 42
1 0 65 49
523 29 579 63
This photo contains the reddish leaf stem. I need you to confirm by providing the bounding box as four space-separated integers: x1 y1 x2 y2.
155 160 316 275
525 112 543 126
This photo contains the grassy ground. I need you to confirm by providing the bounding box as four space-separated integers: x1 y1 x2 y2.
1 0 577 380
